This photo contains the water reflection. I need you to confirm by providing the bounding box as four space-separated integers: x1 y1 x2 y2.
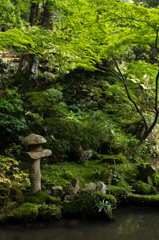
1 205 159 240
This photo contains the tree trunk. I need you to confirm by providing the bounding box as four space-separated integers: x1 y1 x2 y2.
16 1 39 82
16 0 53 82
29 2 39 27
97 59 159 160
17 54 40 81
40 1 52 29
126 70 159 159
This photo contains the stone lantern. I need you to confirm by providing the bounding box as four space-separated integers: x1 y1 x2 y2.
22 134 52 194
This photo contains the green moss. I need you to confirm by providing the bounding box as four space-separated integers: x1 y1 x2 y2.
62 192 116 218
89 169 114 184
133 181 157 195
38 203 62 220
60 170 74 180
41 160 111 191
116 181 132 192
25 190 60 204
128 194 159 207
93 192 117 207
101 155 128 164
107 185 131 201
47 195 61 204
0 202 38 223
62 194 97 217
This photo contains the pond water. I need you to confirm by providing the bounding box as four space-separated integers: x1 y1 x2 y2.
1 205 159 240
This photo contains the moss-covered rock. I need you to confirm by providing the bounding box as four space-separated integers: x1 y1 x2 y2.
25 190 61 204
137 163 156 180
0 202 38 223
47 195 61 204
93 192 117 206
133 181 156 195
101 155 128 164
116 181 132 192
128 194 159 207
80 182 97 192
107 185 131 202
62 191 116 218
9 188 24 202
62 194 97 217
38 203 62 220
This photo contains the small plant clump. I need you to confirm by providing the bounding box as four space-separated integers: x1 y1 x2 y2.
96 200 115 219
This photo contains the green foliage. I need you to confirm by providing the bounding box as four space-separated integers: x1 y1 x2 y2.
0 155 30 193
3 143 23 160
148 172 159 187
0 199 17 214
28 87 67 118
41 112 117 161
0 0 25 28
54 0 159 156
0 88 26 151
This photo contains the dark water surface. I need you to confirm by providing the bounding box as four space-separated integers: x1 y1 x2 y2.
1 205 159 240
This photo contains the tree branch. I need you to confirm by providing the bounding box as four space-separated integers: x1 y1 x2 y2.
112 14 157 31
19 90 37 134
112 55 149 131
155 28 159 51
143 69 159 139
96 57 149 131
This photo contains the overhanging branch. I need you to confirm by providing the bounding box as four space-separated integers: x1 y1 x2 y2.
96 57 149 131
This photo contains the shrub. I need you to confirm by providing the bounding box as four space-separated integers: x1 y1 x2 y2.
0 155 30 195
0 88 26 152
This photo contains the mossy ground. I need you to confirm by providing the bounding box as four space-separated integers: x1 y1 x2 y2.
40 159 111 191
1 156 159 223
25 190 61 204
0 202 38 223
38 158 141 192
